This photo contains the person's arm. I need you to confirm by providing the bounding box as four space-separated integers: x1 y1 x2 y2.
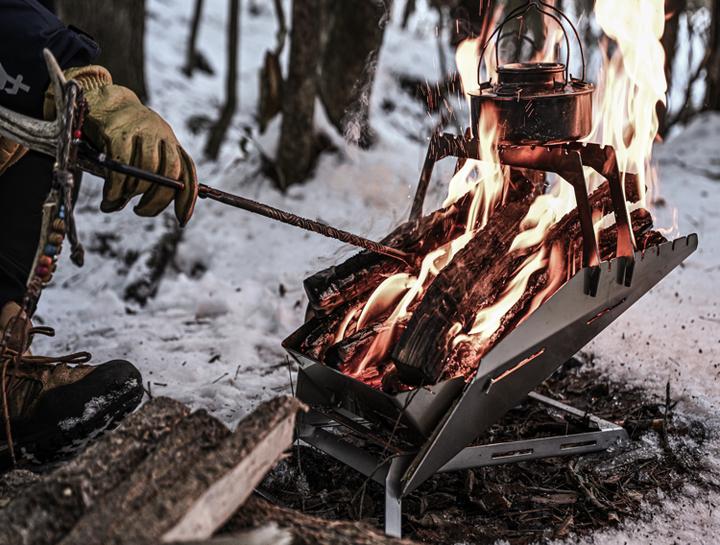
0 0 99 117
0 0 199 225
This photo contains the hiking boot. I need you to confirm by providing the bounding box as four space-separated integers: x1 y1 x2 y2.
0 303 144 465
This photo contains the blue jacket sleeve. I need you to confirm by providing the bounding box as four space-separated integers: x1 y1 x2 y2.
0 0 100 118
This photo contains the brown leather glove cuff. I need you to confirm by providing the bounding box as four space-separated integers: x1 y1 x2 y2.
0 138 27 177
43 65 114 120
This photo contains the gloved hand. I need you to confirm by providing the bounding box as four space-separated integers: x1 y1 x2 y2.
44 66 198 226
0 137 27 177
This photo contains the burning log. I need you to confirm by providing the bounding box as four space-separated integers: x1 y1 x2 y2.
304 168 546 315
303 193 471 315
392 179 645 385
442 208 660 381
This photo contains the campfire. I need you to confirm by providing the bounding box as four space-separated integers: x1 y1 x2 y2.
298 0 670 391
283 0 698 537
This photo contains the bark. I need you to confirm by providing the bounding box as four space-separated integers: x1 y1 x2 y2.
227 496 419 545
392 179 642 385
204 0 241 160
58 410 231 545
0 398 190 545
56 0 148 102
318 0 392 148
706 0 720 110
275 0 322 189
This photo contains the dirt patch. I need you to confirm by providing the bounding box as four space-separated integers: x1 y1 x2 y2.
261 357 716 544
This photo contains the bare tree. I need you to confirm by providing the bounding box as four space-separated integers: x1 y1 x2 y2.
706 0 720 110
275 0 322 190
204 0 241 160
183 0 205 77
56 0 147 102
257 0 287 132
659 0 687 134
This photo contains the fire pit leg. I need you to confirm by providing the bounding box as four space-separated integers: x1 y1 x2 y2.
384 458 405 537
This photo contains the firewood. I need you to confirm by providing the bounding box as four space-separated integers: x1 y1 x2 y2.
57 410 230 545
59 397 304 545
0 397 190 545
304 168 546 315
442 209 660 381
226 496 419 545
393 180 644 385
161 396 306 542
391 197 537 384
325 321 390 368
303 192 470 315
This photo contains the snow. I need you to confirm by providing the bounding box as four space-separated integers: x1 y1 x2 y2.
30 0 720 542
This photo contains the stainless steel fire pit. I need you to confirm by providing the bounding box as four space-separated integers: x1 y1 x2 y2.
283 1 699 536
284 229 696 537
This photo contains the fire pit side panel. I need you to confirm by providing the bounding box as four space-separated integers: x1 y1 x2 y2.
401 235 698 495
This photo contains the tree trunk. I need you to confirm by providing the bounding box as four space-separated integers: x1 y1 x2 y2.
318 0 392 148
705 0 720 110
56 0 148 102
204 0 241 160
659 0 687 134
275 0 322 189
182 0 205 77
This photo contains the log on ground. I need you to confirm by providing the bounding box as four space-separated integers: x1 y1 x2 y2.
58 409 231 545
60 396 305 545
0 397 190 545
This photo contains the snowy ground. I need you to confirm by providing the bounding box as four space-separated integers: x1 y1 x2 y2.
33 1 719 542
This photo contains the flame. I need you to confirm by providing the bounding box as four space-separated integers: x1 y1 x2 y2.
341 31 507 378
454 249 547 346
451 0 668 365
587 0 667 206
334 0 670 385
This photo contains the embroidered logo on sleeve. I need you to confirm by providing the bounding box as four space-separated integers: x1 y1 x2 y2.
0 63 30 96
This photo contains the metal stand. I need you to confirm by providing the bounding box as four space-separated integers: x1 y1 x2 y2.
296 391 628 538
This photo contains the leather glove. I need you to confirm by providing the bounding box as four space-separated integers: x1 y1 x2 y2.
0 137 27 177
45 66 198 226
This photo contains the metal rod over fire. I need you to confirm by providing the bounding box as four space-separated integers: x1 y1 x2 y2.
79 149 412 266
0 49 412 267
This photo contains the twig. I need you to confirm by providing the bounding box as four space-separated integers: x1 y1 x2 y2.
567 460 608 511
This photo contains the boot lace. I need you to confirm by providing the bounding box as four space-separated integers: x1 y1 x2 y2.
1 316 91 464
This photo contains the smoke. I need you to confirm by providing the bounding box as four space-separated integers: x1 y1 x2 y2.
341 52 379 148
341 0 391 148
